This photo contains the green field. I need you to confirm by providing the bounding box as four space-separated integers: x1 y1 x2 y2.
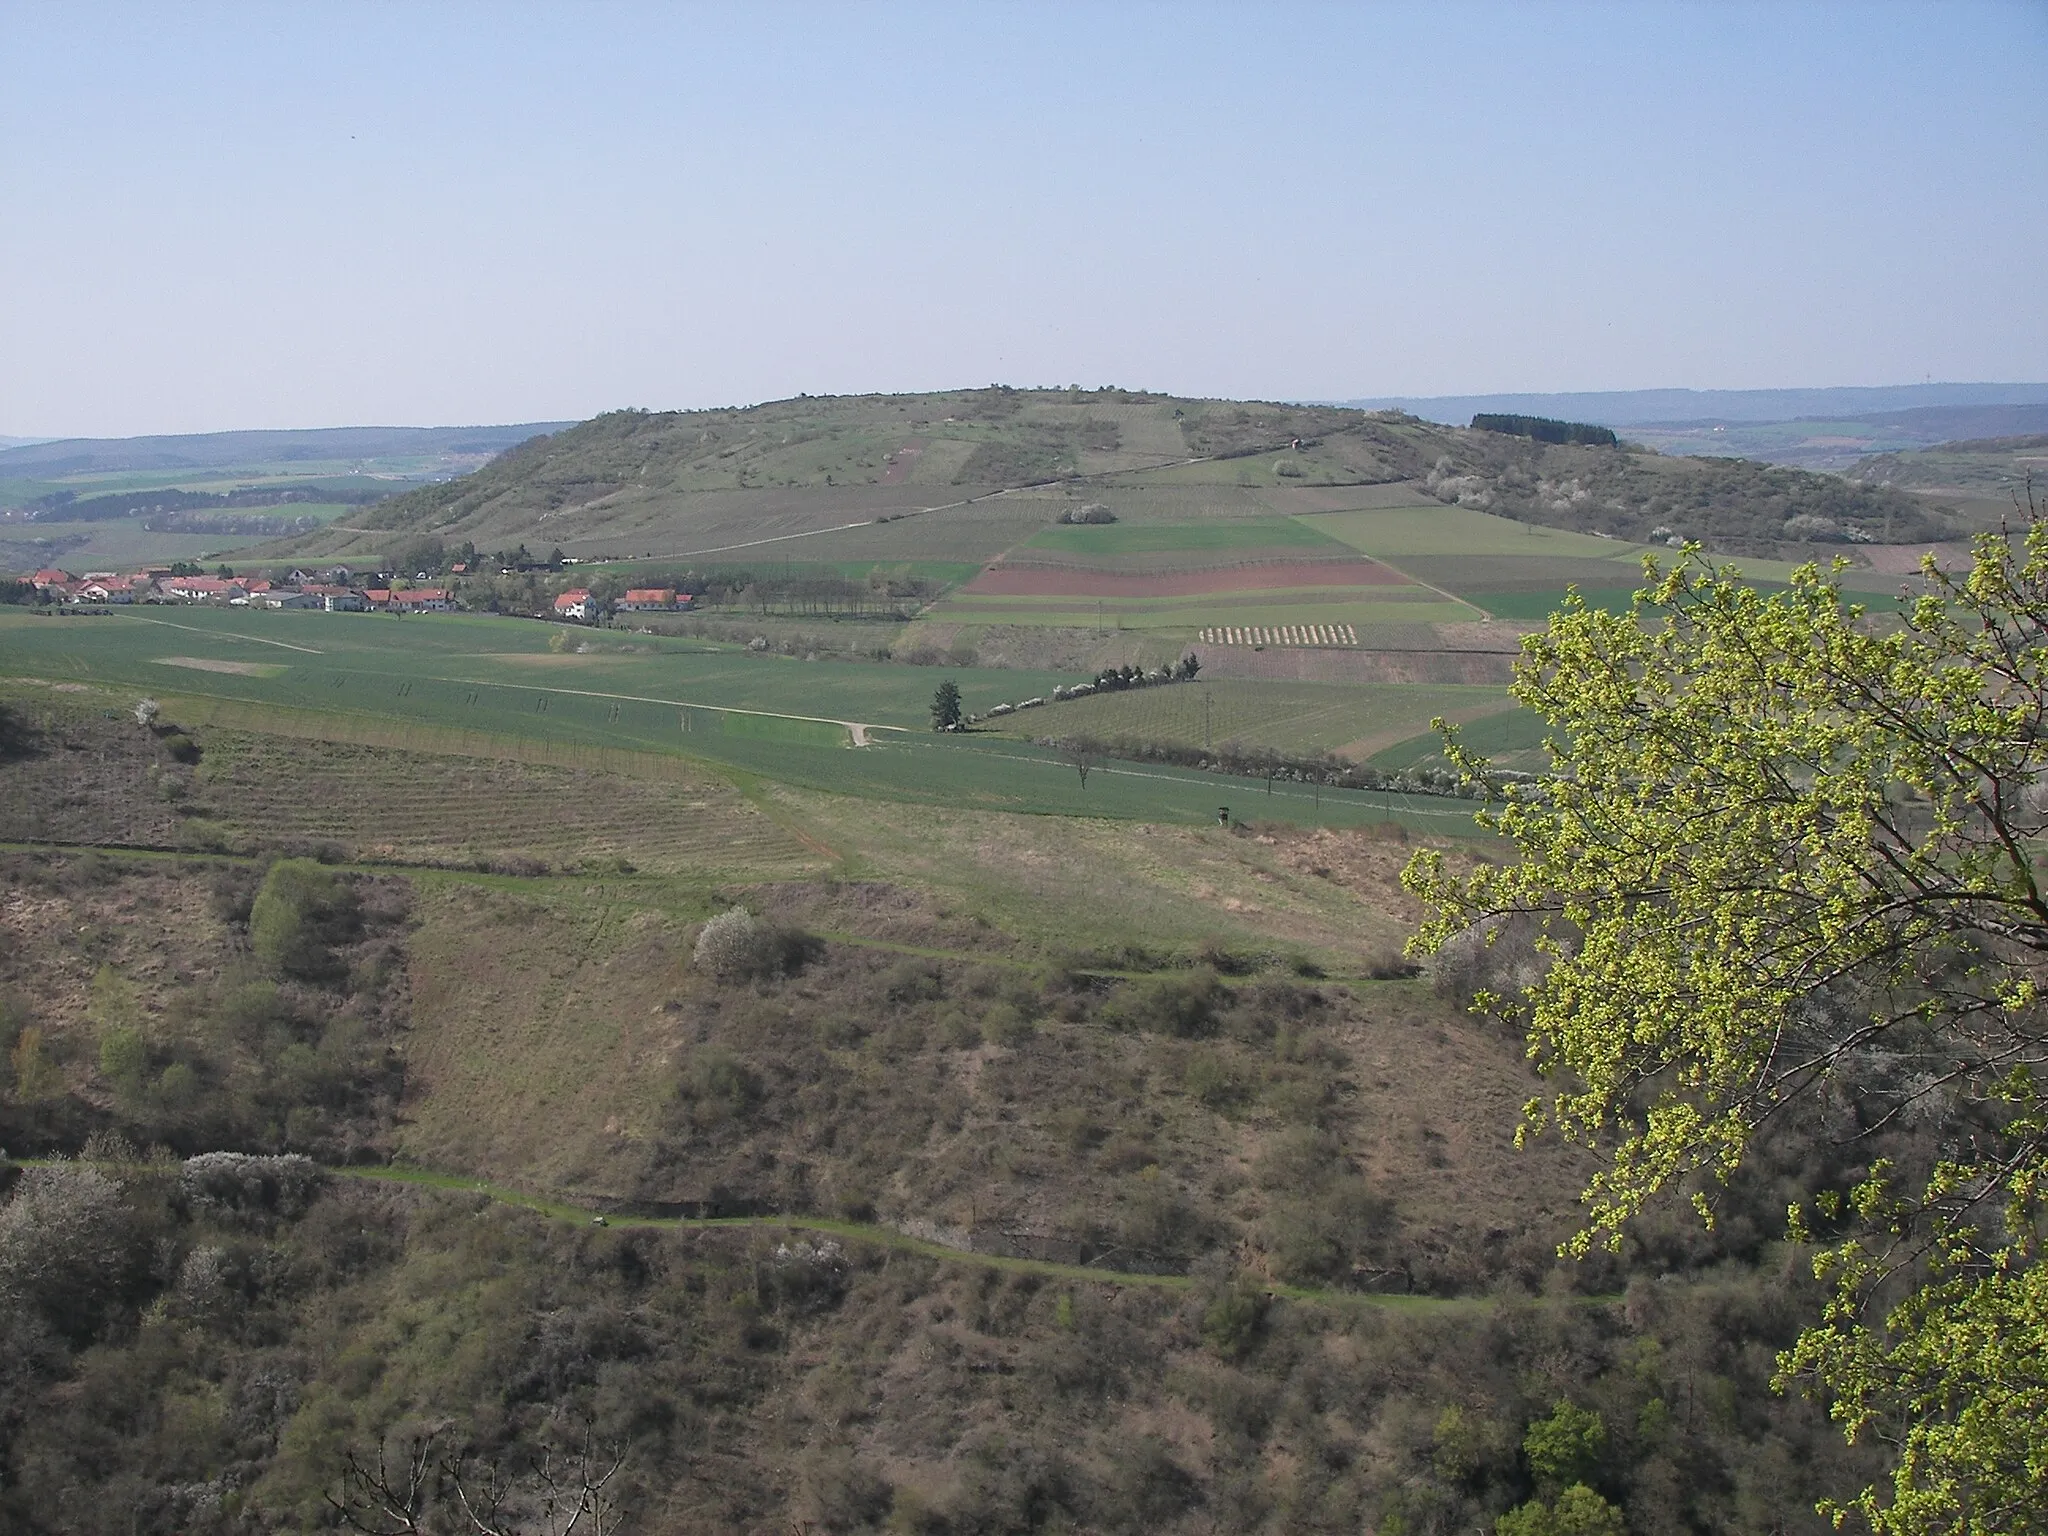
928 594 1478 629
1371 704 1553 771
1302 505 1637 560
0 607 1491 832
992 679 1520 760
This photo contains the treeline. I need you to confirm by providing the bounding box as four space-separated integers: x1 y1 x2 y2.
1036 732 1500 800
1472 414 1619 448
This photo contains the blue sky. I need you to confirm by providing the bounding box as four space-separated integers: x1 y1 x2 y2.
2 1 2042 435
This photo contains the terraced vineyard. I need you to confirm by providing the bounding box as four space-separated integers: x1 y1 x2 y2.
194 731 824 875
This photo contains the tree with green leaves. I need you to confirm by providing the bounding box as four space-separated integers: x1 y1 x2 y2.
930 678 963 732
1404 519 2048 1535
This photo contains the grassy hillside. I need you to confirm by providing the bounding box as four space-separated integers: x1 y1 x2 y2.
0 684 1900 1534
249 388 1940 569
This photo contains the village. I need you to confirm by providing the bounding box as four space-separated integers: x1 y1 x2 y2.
15 562 692 621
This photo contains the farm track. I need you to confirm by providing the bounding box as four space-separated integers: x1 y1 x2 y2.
25 1155 1481 1309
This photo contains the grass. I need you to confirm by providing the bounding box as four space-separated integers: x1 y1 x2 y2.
1371 705 1551 771
995 680 1521 760
0 611 1496 833
193 730 822 875
0 606 1078 732
926 595 1479 629
1301 506 1639 560
1015 518 1352 557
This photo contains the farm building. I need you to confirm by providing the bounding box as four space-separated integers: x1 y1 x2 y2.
259 591 322 610
390 588 452 612
554 588 595 619
617 588 685 611
160 576 246 602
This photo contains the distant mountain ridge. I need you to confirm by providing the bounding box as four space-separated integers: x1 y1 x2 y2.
1342 383 2048 428
0 423 574 476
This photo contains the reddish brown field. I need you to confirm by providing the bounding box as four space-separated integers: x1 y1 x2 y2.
964 557 1410 598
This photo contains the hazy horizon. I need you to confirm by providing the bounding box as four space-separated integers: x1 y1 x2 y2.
4 1 2043 438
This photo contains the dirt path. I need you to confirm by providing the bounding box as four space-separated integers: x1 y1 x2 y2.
416 670 903 749
328 1165 1466 1309
113 614 327 653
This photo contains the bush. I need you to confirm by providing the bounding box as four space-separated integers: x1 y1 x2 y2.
691 908 817 981
0 1164 146 1342
1201 1279 1269 1360
178 1151 325 1217
249 859 358 981
1101 973 1224 1038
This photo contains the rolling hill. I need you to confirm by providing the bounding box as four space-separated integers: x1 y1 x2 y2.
256 387 1942 569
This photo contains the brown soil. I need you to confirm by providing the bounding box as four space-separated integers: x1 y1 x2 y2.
880 437 928 485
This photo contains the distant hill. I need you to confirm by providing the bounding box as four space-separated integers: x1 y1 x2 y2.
0 422 573 478
1844 432 2048 528
1341 383 2048 427
250 387 1944 567
1336 386 2048 474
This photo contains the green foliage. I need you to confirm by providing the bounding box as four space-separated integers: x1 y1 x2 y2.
930 677 963 731
1405 521 2048 1534
86 966 139 1035
1496 1484 1628 1536
249 858 354 980
8 1025 62 1102
1472 413 1619 449
1522 1400 1606 1492
1199 1279 1268 1359
97 1027 146 1095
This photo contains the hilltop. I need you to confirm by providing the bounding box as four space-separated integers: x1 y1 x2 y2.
255 387 1942 569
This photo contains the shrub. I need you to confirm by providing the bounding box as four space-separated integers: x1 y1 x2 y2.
1101 972 1224 1038
0 1164 146 1342
1200 1279 1269 1359
685 1048 764 1123
179 1151 326 1217
691 909 817 981
249 859 358 981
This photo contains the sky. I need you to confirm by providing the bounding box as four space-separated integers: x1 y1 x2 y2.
2 1 2043 437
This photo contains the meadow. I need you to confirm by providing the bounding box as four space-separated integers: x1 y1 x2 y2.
0 607 1489 834
990 678 1520 760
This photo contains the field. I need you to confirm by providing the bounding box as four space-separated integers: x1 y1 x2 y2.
0 607 1493 837
0 510 356 570
990 678 1521 760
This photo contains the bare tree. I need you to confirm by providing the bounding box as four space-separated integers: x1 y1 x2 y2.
1055 734 1107 789
330 1426 627 1536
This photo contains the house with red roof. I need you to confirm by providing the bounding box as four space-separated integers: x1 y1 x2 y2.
554 588 595 620
617 587 687 611
390 587 452 612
